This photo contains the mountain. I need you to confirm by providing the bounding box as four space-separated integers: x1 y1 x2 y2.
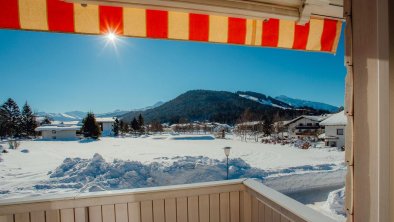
275 95 339 113
119 90 328 124
36 102 164 122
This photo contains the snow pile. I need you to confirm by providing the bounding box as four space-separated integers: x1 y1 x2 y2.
32 154 344 194
325 187 346 216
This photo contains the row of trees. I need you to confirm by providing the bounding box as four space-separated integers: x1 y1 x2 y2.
0 98 37 139
116 114 149 135
234 109 282 142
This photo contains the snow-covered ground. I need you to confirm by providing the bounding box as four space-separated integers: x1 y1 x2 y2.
0 135 345 220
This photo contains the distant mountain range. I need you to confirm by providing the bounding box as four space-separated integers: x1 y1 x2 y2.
36 90 339 124
119 90 339 124
35 102 164 122
275 95 339 113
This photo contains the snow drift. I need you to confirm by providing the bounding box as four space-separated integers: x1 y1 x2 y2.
33 154 345 194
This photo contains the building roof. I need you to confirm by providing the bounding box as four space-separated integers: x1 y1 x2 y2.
284 114 331 126
35 125 81 131
320 111 347 126
96 117 116 123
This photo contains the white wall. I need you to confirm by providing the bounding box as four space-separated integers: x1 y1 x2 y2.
325 125 346 148
101 122 114 136
41 130 78 140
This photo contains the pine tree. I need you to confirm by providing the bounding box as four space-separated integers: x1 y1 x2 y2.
131 117 140 131
81 112 101 139
113 118 120 136
21 102 37 137
0 98 22 137
263 117 273 136
138 114 144 128
40 115 52 125
138 114 145 134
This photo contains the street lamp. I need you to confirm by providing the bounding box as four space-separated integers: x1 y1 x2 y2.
224 147 231 180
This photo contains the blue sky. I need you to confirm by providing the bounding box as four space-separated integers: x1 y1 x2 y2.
0 29 345 113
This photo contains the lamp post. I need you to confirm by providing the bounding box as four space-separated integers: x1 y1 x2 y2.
224 147 231 180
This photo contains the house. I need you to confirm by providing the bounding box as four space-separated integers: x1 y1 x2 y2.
320 111 347 149
96 117 116 136
284 115 331 139
35 124 81 140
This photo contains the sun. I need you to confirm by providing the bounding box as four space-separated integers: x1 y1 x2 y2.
106 32 117 42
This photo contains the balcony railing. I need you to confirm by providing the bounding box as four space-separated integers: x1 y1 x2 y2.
0 179 335 222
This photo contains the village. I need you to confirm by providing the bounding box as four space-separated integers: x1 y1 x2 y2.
31 110 346 151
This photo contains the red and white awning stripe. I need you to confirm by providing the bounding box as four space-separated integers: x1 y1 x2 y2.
0 0 342 53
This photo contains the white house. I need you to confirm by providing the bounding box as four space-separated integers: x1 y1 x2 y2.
35 125 81 140
320 111 347 149
284 114 331 139
96 117 116 136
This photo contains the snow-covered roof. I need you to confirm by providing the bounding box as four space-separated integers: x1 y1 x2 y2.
51 121 81 125
320 111 347 126
96 117 116 123
35 125 82 131
284 114 331 126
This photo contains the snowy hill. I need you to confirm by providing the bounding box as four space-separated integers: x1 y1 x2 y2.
236 91 293 110
120 90 330 124
275 95 339 112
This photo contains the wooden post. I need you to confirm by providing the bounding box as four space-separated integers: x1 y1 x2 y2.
352 0 392 221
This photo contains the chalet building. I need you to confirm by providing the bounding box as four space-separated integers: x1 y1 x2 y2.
35 123 81 140
96 118 116 136
320 111 347 149
284 115 331 139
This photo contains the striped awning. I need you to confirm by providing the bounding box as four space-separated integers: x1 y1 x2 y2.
0 0 342 53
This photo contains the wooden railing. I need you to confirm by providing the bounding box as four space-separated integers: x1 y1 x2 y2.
0 179 335 222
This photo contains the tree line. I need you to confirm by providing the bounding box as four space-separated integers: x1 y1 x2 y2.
0 98 37 139
114 114 164 136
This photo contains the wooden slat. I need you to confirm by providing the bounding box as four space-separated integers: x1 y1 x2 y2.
345 115 354 165
102 205 115 222
264 205 273 222
346 165 354 215
251 197 258 222
176 197 188 222
30 211 45 222
46 210 60 222
280 215 290 222
345 66 354 116
240 191 251 222
140 201 153 222
230 191 240 222
199 195 209 222
188 196 199 222
14 213 29 222
153 200 165 222
75 208 88 222
128 202 141 222
220 193 230 222
60 209 75 222
165 199 177 222
115 204 128 222
258 202 264 222
0 215 14 222
89 206 103 222
209 194 220 222
272 210 281 222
